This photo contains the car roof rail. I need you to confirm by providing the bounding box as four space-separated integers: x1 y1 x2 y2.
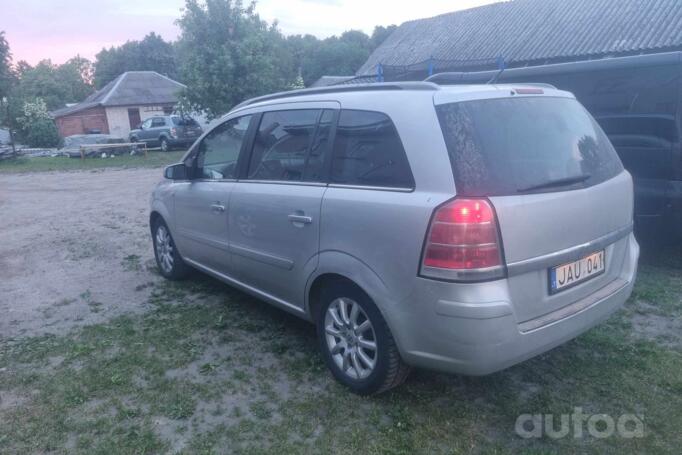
232 81 441 111
426 71 557 89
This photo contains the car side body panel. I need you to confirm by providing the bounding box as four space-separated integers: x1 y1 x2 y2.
151 84 639 378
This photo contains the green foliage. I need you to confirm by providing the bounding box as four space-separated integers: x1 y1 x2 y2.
16 99 61 148
0 31 16 132
23 118 61 148
0 31 12 100
175 1 397 117
176 0 295 118
370 25 398 50
93 32 178 89
11 58 94 111
286 25 395 87
288 74 305 90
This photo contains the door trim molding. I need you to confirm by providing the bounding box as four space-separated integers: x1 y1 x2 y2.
177 227 230 252
229 243 294 270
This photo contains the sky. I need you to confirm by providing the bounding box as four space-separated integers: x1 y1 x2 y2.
1 0 498 65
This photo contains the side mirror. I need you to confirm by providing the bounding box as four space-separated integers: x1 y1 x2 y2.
164 163 188 180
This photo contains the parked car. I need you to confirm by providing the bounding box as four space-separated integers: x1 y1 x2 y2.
129 115 203 152
427 52 682 239
149 83 639 395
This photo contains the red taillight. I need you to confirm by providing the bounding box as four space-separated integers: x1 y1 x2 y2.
422 198 504 274
170 127 178 138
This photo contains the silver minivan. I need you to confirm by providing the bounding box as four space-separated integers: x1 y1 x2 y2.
150 82 639 395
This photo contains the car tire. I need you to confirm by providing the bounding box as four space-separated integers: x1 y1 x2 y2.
152 218 190 280
316 281 411 395
160 137 170 152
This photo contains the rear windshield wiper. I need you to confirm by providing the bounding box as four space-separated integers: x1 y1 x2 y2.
517 174 591 193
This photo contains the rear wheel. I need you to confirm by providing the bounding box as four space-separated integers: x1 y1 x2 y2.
316 281 410 395
160 137 170 152
152 219 190 280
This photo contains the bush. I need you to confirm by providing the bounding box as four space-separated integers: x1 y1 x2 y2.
16 98 62 148
24 118 61 148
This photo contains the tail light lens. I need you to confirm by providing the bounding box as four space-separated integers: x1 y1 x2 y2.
170 127 178 138
421 198 505 281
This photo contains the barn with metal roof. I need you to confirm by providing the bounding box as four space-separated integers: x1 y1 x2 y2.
52 71 185 138
353 0 682 82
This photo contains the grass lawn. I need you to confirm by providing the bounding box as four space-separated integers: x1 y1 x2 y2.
0 150 186 174
1 245 680 454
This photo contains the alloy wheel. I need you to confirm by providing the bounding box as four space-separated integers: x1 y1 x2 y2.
324 297 378 380
155 225 174 274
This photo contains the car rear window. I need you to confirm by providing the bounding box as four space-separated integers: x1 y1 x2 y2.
436 97 624 196
331 110 414 188
172 116 199 127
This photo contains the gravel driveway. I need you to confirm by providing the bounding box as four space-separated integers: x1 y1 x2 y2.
0 167 164 340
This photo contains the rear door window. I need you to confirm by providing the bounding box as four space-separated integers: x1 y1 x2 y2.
436 97 623 196
331 110 414 188
247 110 320 182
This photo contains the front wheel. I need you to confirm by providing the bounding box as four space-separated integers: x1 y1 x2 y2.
316 282 411 395
152 220 190 280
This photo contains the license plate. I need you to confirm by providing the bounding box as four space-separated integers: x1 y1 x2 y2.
549 250 605 294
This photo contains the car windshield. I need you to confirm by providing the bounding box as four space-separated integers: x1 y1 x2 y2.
436 97 624 196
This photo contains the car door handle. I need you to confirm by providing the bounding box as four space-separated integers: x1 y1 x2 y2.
211 204 225 213
288 214 312 224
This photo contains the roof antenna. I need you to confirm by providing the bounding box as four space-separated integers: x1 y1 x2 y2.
487 56 506 84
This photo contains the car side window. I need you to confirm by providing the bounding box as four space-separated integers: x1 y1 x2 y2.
196 115 252 180
247 109 320 181
151 118 166 128
331 110 414 188
141 119 152 129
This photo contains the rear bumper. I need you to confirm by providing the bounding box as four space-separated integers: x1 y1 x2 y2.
390 233 639 375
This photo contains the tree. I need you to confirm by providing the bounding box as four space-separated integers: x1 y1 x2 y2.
370 25 397 50
176 0 296 118
63 56 94 96
286 27 393 86
0 31 12 100
11 59 94 111
93 32 178 88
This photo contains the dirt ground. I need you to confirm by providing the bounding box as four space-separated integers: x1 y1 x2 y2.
0 167 165 341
